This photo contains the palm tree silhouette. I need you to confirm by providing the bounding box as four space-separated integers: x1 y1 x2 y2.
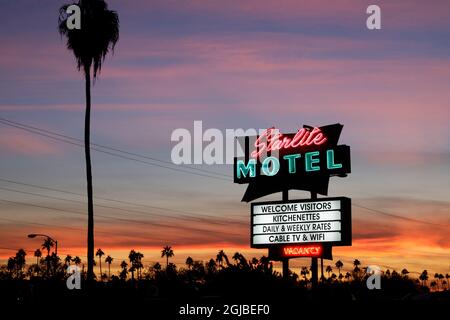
401 268 409 277
41 238 54 276
34 249 42 265
185 256 194 270
153 262 162 272
216 250 229 269
128 250 137 280
65 255 72 267
15 249 27 278
232 252 241 264
161 246 174 269
7 257 16 277
105 255 113 279
353 259 361 272
325 265 332 278
301 266 309 281
134 251 144 279
206 259 217 274
419 270 428 286
41 238 54 256
430 280 437 291
446 274 450 289
335 260 343 279
119 260 128 280
96 248 105 277
259 256 272 273
73 256 81 266
438 274 444 290
250 254 259 268
58 0 119 282
345 272 351 281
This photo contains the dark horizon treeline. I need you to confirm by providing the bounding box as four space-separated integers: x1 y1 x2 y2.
1 242 449 293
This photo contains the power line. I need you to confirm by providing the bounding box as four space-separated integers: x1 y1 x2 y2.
0 117 229 178
0 118 230 181
0 217 177 243
1 118 448 228
0 177 242 222
0 198 245 238
352 203 450 228
0 185 243 226
1 176 447 229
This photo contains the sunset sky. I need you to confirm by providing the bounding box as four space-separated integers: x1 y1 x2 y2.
0 0 449 276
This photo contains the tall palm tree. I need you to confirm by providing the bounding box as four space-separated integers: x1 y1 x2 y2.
15 249 27 277
119 260 128 280
161 246 174 268
128 250 137 280
58 0 119 282
7 257 16 277
34 249 42 265
41 238 54 275
335 260 343 278
105 255 113 279
419 270 428 286
96 248 105 277
326 265 332 278
134 251 144 279
438 274 444 290
353 259 361 272
41 238 54 256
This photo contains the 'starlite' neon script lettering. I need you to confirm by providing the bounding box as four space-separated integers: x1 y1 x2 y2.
251 127 327 158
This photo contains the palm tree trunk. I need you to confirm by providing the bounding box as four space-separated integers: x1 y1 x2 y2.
84 65 95 283
166 256 169 268
108 264 111 279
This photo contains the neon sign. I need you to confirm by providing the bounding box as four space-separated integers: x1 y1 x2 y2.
251 127 327 158
236 149 343 179
282 245 322 257
233 123 351 202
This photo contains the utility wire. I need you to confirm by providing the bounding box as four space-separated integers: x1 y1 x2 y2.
0 186 243 226
1 118 448 228
0 177 242 221
0 117 229 178
0 118 230 181
2 176 447 228
0 217 179 243
352 203 450 228
0 199 245 237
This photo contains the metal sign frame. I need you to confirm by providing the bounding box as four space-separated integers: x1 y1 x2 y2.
250 197 351 249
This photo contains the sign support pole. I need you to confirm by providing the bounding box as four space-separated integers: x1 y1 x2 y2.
310 191 319 288
282 189 289 279
320 257 324 282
